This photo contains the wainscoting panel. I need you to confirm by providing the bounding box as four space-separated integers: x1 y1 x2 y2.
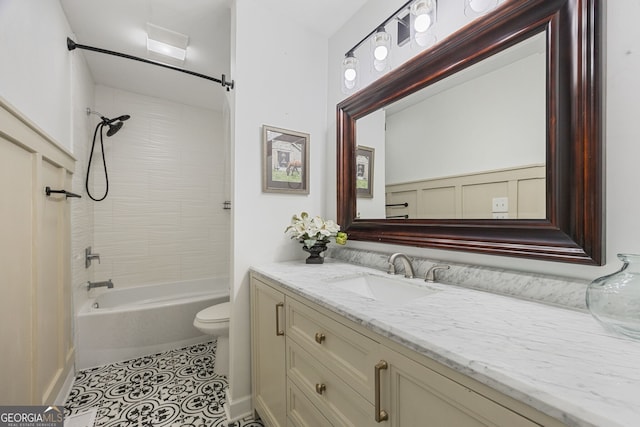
385 164 545 220
0 98 75 404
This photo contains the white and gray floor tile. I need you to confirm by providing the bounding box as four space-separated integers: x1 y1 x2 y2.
64 341 263 427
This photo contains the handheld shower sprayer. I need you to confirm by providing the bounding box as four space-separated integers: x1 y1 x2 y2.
85 108 131 201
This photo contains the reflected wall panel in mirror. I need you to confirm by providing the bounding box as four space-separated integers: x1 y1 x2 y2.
337 0 603 264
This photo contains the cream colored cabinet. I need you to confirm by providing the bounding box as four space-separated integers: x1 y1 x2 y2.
250 273 563 427
287 380 332 427
377 347 540 427
251 277 287 427
286 297 378 403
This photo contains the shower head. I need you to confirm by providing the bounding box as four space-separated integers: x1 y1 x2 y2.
86 108 130 137
105 114 130 124
106 121 124 137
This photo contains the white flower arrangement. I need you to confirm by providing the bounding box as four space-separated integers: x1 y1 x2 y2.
285 212 347 248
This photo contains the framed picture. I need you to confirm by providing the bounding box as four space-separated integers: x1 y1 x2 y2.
262 125 310 194
356 145 374 198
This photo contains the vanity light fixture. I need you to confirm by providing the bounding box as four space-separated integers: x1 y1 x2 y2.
371 27 391 72
146 23 188 62
411 0 435 33
411 0 437 47
341 0 438 94
464 0 498 17
342 51 360 93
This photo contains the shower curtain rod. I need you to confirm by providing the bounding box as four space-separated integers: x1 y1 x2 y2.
66 37 234 91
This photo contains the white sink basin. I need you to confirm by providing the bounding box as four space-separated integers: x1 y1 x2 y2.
329 274 439 305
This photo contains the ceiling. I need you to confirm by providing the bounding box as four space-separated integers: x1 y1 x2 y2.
60 0 367 112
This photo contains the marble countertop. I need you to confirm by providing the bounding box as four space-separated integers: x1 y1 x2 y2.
250 259 640 427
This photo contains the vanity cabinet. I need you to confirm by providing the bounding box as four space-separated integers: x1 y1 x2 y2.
251 277 287 427
286 297 378 426
250 273 563 427
377 346 540 426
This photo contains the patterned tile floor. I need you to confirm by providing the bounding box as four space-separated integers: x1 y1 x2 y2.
64 341 264 427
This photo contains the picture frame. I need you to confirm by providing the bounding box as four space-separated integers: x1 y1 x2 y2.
356 145 374 198
262 125 310 194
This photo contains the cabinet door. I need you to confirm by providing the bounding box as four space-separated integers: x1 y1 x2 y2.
379 349 540 427
251 277 287 427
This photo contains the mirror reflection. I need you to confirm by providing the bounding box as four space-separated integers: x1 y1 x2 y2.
356 32 546 221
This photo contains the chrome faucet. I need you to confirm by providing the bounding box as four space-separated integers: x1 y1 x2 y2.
387 253 415 278
87 279 114 290
85 246 101 268
425 264 450 283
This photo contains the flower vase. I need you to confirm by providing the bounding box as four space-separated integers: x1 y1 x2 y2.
302 241 328 264
586 253 640 340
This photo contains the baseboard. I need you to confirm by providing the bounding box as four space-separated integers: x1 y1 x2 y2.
54 364 76 405
223 390 253 423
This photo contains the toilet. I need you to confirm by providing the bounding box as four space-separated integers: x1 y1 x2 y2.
193 302 230 376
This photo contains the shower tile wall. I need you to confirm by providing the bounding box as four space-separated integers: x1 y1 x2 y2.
91 86 229 287
71 57 97 313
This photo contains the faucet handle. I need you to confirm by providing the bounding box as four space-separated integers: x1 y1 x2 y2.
425 264 450 283
85 246 101 268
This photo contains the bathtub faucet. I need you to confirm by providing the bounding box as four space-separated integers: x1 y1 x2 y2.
87 279 114 291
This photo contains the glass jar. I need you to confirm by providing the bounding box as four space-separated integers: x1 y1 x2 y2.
586 253 640 340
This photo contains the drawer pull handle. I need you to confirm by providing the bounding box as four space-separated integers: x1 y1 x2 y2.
275 302 284 336
314 332 326 344
374 360 389 422
315 383 326 395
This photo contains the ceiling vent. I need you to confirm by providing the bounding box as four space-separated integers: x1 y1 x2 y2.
146 23 188 63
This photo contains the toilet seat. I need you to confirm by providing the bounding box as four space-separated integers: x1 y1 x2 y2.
195 302 230 324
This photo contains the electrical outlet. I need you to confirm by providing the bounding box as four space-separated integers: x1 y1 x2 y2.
492 197 508 213
492 212 508 219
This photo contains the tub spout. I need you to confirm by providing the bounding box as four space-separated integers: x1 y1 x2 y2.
87 279 114 290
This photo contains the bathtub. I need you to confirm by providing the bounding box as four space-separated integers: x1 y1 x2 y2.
76 277 229 370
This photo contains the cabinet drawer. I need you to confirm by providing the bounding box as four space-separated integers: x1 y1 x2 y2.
287 380 332 427
286 298 378 401
287 340 376 427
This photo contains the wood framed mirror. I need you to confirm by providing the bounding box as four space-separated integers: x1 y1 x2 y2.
337 0 603 265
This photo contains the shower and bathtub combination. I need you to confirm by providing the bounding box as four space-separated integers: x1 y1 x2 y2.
78 96 232 375
76 277 229 370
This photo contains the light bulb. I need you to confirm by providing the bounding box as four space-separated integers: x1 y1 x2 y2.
411 0 435 33
414 13 432 33
344 68 357 82
374 45 388 61
342 53 359 94
371 29 391 63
